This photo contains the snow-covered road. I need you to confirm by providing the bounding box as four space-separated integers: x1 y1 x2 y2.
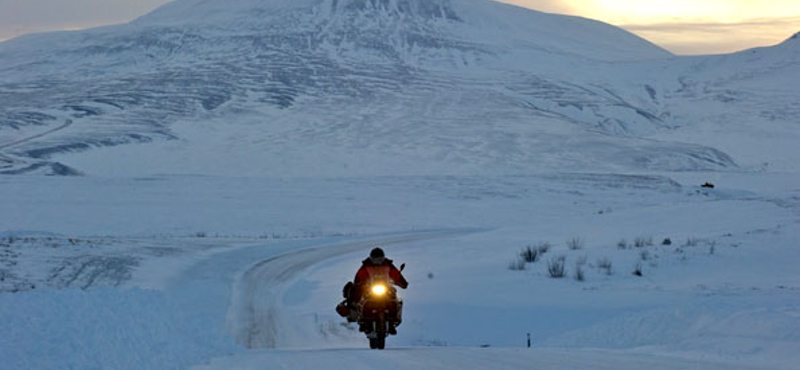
195 342 767 370
226 230 475 349
183 229 781 370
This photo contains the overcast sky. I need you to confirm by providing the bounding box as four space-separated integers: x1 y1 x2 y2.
1 0 798 54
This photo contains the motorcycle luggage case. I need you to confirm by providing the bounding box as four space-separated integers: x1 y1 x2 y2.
336 301 350 317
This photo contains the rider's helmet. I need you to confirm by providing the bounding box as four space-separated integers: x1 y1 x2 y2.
369 247 385 265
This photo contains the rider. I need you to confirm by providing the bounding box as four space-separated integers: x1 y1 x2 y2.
352 247 408 334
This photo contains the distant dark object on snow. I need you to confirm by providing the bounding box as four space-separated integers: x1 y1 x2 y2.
662 238 672 246
701 182 715 188
633 263 643 277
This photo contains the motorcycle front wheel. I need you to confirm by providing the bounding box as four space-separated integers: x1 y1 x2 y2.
368 315 387 350
369 335 385 350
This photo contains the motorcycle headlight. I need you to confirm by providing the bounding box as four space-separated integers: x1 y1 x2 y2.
371 284 387 296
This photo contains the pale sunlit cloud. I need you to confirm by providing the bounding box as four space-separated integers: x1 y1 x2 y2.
502 0 800 23
498 0 800 54
0 0 171 41
622 17 800 54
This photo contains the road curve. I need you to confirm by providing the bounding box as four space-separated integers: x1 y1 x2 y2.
226 229 474 349
197 229 768 370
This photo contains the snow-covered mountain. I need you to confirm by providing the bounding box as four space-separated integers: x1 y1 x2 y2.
0 0 796 175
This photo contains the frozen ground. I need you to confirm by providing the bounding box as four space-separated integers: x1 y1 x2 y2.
1 172 798 369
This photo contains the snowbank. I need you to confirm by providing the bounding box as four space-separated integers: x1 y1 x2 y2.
0 288 238 370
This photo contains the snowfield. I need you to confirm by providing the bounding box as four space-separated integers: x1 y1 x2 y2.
1 173 798 369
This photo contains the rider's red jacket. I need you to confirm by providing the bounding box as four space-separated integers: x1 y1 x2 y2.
354 258 408 290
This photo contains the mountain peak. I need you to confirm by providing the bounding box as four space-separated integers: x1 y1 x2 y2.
138 0 462 25
132 0 668 62
328 0 460 20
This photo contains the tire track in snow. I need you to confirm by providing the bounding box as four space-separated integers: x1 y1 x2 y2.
227 229 475 349
0 119 73 150
0 119 73 169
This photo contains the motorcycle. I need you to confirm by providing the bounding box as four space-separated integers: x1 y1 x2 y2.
358 276 403 349
335 264 405 349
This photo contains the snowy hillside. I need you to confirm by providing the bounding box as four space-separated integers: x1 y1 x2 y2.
4 0 773 176
639 31 800 172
